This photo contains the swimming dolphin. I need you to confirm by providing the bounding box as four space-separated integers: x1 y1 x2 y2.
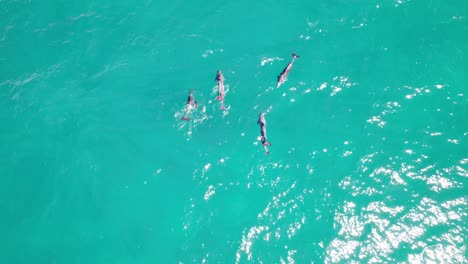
181 90 198 121
258 112 272 154
277 53 300 88
214 70 226 110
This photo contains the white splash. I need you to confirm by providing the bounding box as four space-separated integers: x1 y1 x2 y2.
260 57 283 66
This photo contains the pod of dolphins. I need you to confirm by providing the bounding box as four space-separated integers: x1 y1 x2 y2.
181 53 300 154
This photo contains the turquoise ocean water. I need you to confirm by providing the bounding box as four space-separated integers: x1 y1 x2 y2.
1 0 467 263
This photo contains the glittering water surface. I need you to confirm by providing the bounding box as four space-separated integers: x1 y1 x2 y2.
1 0 467 263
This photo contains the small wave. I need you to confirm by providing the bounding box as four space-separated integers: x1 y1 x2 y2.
70 12 95 21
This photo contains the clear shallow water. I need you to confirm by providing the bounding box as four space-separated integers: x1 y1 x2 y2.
1 0 467 263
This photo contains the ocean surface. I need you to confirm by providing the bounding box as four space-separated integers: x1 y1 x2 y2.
1 0 467 263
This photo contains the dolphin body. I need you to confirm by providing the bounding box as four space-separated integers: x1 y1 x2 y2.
277 53 300 88
214 70 226 110
258 112 272 154
181 90 198 121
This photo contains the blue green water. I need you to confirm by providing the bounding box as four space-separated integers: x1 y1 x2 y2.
1 0 467 263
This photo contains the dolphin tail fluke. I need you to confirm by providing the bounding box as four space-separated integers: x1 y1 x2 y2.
220 104 226 110
292 53 300 59
263 144 271 155
181 116 191 121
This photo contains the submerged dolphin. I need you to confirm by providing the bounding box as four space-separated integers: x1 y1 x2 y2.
277 53 300 88
214 70 226 110
181 90 198 121
258 112 272 154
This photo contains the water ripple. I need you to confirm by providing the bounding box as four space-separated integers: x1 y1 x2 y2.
332 145 467 263
326 196 467 263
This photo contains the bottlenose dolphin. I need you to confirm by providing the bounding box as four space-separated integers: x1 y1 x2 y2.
277 53 300 88
258 112 272 154
181 90 198 121
214 70 226 110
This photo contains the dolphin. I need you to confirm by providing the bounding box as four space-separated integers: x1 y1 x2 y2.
214 70 226 110
258 112 272 154
181 90 198 121
277 53 300 88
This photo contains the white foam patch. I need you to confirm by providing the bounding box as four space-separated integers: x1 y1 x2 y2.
342 151 353 157
352 22 367 29
260 57 283 66
331 86 342 96
204 185 215 201
203 163 211 173
202 48 223 58
318 82 327 91
367 116 386 127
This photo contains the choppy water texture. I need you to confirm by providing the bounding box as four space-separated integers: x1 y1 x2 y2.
1 0 467 263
